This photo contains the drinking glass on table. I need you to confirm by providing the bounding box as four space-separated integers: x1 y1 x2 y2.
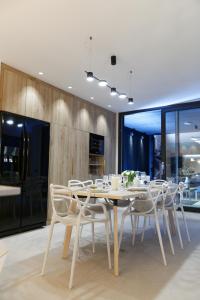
122 175 128 189
140 172 146 183
103 175 109 187
108 174 115 184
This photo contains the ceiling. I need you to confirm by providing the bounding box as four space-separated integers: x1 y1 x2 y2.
124 108 200 137
124 110 161 134
0 0 200 113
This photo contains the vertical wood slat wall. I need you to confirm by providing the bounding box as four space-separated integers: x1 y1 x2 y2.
0 63 116 220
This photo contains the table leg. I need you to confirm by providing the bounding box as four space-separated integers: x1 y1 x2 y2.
113 204 119 276
168 210 176 235
62 225 73 258
62 199 77 258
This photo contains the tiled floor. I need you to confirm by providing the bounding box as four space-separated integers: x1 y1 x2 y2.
0 211 200 300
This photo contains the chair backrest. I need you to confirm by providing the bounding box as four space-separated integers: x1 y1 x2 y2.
150 179 167 186
163 183 179 207
95 179 103 185
50 184 80 217
82 180 93 187
130 187 163 214
68 180 84 188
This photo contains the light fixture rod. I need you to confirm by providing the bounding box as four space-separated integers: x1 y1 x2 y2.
84 70 127 97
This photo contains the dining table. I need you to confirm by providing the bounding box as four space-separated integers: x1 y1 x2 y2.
62 187 176 276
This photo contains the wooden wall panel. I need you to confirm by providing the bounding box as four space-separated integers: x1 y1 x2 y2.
0 63 116 221
25 79 53 122
51 90 73 127
73 97 93 133
71 129 89 180
1 68 26 115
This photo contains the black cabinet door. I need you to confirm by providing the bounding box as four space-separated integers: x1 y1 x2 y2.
0 112 24 235
0 112 25 185
21 119 50 227
0 195 21 235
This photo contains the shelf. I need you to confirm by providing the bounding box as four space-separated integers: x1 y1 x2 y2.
89 153 104 157
89 164 104 166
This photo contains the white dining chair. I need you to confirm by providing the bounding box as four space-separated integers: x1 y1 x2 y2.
41 184 111 289
68 179 113 243
119 188 175 266
162 183 190 249
178 182 190 242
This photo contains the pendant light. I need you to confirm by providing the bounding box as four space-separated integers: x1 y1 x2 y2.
110 87 117 96
86 36 94 82
128 70 134 105
86 71 94 81
98 80 108 87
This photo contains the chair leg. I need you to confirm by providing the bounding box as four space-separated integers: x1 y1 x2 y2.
141 216 147 242
163 214 166 235
136 216 140 229
180 205 191 242
105 221 112 269
130 215 134 232
173 208 184 249
154 212 167 266
132 216 138 247
119 214 126 250
92 222 95 253
69 224 80 289
164 210 175 255
80 224 83 238
41 220 55 275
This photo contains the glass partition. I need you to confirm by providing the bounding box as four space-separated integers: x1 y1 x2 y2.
179 108 200 208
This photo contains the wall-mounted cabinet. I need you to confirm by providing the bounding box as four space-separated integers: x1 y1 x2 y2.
89 133 105 176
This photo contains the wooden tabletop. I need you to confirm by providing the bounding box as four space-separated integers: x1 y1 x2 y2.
72 188 148 200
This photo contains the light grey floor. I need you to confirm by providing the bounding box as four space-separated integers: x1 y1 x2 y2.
0 211 200 300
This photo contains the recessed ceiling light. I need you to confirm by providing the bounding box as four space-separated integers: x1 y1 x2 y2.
17 123 23 128
38 72 44 75
107 104 112 108
119 93 127 99
90 96 94 100
68 86 72 89
6 120 14 125
98 80 108 87
184 121 192 125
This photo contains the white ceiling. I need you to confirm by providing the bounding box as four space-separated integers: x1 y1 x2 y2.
0 0 200 112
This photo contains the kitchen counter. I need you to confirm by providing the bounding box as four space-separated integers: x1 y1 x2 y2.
0 185 21 197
